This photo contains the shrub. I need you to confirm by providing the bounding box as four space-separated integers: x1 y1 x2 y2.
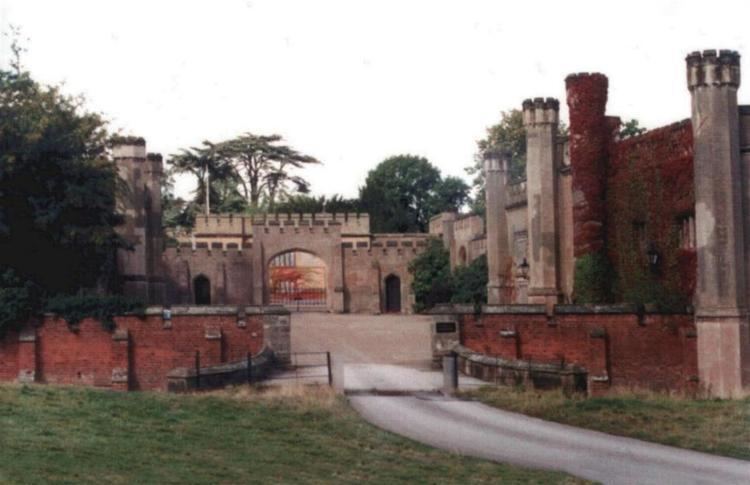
43 294 146 330
0 269 39 336
451 254 488 310
409 238 454 312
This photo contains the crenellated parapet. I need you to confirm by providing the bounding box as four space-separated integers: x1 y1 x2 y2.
686 49 740 91
522 97 560 127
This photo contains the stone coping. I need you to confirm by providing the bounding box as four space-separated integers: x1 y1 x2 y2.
424 303 692 316
41 305 290 319
454 344 586 375
143 305 290 316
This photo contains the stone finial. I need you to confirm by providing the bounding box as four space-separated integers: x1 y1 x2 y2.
146 152 163 163
686 49 741 91
522 97 560 127
112 135 147 160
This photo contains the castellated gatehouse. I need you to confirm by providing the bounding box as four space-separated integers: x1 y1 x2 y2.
1 49 748 399
109 49 750 397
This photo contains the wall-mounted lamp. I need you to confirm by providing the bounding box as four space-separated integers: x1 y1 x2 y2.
517 258 530 279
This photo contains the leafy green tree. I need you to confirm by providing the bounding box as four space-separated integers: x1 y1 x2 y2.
161 172 198 230
466 110 526 214
451 254 488 308
360 155 469 233
274 194 363 214
216 133 320 210
168 141 238 215
408 238 453 312
0 68 129 333
619 119 647 139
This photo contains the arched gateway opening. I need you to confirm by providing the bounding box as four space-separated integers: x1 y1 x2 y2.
268 250 327 310
384 274 401 313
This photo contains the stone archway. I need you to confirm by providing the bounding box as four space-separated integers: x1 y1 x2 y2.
384 274 402 313
268 250 327 310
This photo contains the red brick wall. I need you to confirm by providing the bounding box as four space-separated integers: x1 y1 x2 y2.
0 314 264 391
607 121 696 304
460 311 698 392
0 330 19 380
566 73 610 257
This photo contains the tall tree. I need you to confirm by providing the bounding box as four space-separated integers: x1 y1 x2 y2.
0 69 127 301
360 155 469 233
274 194 363 214
466 109 526 215
168 141 237 215
467 110 572 215
216 133 320 210
619 119 647 139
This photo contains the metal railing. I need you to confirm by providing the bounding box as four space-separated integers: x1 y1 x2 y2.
269 287 327 310
266 351 333 386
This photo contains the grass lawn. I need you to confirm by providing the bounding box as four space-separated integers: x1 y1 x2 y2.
0 384 584 484
466 386 750 461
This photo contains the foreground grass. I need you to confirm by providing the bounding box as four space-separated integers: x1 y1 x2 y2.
0 384 583 484
467 386 750 460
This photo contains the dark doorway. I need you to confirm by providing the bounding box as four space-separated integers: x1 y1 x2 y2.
385 275 401 313
194 275 211 305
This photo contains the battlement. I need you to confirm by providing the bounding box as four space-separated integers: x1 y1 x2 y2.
342 234 429 257
565 73 608 111
686 49 741 90
483 150 510 172
112 142 146 160
522 97 560 126
192 212 370 237
164 244 252 258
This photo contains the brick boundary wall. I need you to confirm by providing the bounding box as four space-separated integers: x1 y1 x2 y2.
0 306 290 391
430 304 698 395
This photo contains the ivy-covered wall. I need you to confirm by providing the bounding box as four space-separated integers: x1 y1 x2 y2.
606 120 696 309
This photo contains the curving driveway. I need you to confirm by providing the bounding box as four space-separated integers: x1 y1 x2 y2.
289 314 750 484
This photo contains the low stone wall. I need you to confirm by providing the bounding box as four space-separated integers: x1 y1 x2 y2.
430 304 698 395
166 345 275 392
454 345 587 393
0 306 290 392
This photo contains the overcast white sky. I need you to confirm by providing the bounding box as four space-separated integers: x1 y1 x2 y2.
1 0 749 200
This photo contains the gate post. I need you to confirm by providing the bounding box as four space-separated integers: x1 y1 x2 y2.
442 351 458 395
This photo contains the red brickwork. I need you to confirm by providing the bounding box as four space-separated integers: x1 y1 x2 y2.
607 121 696 303
566 73 610 257
0 331 20 380
460 312 698 393
0 314 264 391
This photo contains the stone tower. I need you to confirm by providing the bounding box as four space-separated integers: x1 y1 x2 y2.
523 97 561 307
484 151 512 304
687 50 750 397
565 73 609 259
113 137 165 304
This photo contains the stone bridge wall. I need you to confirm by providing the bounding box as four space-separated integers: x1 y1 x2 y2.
431 304 698 395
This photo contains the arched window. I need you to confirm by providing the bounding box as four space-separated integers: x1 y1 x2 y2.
193 275 211 305
385 274 401 313
268 250 327 308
